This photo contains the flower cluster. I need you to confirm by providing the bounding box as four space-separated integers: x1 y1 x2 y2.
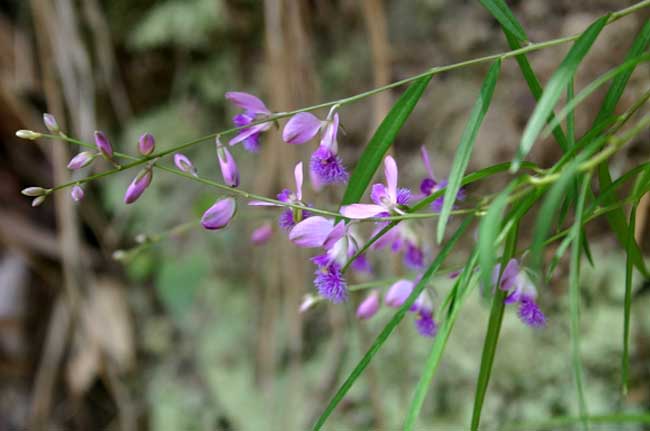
356 278 438 337
17 92 541 341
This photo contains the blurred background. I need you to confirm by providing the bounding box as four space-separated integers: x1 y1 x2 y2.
1 0 650 430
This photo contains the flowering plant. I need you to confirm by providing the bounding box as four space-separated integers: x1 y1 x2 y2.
16 1 650 429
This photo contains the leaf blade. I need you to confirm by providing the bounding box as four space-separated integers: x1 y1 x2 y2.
437 60 501 242
339 76 432 208
478 0 528 43
512 15 609 171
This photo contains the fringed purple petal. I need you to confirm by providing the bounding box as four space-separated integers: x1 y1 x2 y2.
310 146 349 185
396 188 412 206
314 262 348 304
518 299 546 328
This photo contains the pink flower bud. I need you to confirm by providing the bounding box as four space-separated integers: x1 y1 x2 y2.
67 151 97 170
173 153 197 176
385 279 416 309
43 113 60 133
32 195 47 207
216 141 239 187
21 187 47 197
16 130 42 140
138 133 155 156
71 185 84 202
124 169 153 204
201 197 236 230
251 223 273 245
94 131 113 160
356 290 380 320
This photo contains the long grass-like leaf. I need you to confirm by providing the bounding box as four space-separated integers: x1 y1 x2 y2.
592 20 650 278
404 252 479 430
470 217 521 431
544 53 650 136
339 76 431 208
512 15 609 171
437 60 501 243
569 173 592 430
622 202 637 394
478 0 528 42
311 216 473 430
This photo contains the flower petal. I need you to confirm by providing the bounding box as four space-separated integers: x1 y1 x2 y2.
385 279 415 308
289 216 334 248
420 145 435 180
201 197 237 230
228 123 269 146
320 113 339 151
384 155 398 202
282 112 322 144
356 290 380 320
225 91 270 115
294 162 303 201
339 204 386 219
248 200 280 207
323 220 346 250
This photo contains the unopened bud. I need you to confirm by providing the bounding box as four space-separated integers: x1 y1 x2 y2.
16 130 42 140
31 195 47 207
356 290 380 320
43 113 60 133
138 133 156 156
173 153 197 176
299 295 318 313
21 187 47 197
67 151 97 170
112 250 127 261
200 197 237 230
71 185 84 202
216 139 239 187
124 169 153 204
94 131 114 160
250 223 273 245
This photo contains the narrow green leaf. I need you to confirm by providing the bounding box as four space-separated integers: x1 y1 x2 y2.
512 15 609 172
478 183 515 292
544 53 650 136
622 202 637 395
592 20 650 278
569 173 592 430
594 20 650 124
404 252 479 430
530 161 580 274
339 76 431 208
312 216 473 431
470 219 521 431
437 60 501 242
478 0 528 42
597 165 649 277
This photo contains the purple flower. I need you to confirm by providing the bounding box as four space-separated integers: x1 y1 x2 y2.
340 155 411 219
414 308 437 337
250 162 311 231
43 113 60 133
404 241 425 269
385 279 416 309
283 112 323 144
124 169 153 204
94 131 113 160
310 146 349 185
494 258 546 328
138 133 155 156
216 138 239 187
313 261 347 303
226 91 272 152
356 291 380 320
289 216 335 248
67 151 96 170
71 185 84 202
173 153 197 176
419 146 465 212
201 197 237 230
251 223 273 245
518 298 546 327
